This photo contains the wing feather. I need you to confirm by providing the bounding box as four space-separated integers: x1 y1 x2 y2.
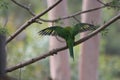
72 23 97 36
38 26 64 36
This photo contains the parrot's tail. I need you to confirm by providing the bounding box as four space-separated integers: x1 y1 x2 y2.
67 40 74 60
69 46 74 60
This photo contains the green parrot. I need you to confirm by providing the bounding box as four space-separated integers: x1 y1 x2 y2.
38 23 97 60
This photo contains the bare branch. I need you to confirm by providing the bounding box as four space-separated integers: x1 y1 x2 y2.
11 0 35 16
72 16 80 23
11 0 42 24
6 0 63 44
38 6 106 22
11 0 106 23
6 13 120 72
97 0 106 5
75 13 120 44
97 0 120 8
10 0 119 23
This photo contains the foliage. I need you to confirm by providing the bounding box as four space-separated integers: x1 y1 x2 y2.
0 26 8 35
108 0 120 10
0 0 9 16
0 0 8 9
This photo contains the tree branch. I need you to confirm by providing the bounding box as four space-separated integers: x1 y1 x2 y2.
6 0 63 44
11 0 120 23
6 13 120 72
11 0 35 16
40 6 106 22
11 0 42 24
97 0 120 8
11 0 106 23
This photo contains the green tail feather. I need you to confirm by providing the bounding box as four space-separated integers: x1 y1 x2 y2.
69 45 74 60
67 40 74 60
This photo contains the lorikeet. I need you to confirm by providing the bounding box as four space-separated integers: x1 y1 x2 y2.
38 23 97 59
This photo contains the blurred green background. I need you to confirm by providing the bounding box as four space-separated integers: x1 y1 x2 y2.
0 0 120 80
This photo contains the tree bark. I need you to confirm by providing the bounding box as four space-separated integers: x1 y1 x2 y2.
0 34 6 78
47 0 70 80
79 0 101 80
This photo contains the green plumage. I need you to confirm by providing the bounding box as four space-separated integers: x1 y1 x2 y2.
38 23 97 59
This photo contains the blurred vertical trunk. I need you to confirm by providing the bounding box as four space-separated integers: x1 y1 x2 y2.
47 0 70 80
0 34 6 79
79 0 101 80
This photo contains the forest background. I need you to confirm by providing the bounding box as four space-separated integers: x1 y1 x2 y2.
0 0 120 80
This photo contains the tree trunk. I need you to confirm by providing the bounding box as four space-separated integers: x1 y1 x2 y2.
47 0 70 80
79 0 101 80
0 34 6 78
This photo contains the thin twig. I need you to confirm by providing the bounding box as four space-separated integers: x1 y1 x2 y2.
36 2 120 22
75 13 120 44
97 0 120 8
11 0 119 23
40 6 106 22
97 0 106 5
6 13 120 72
72 16 80 23
11 0 106 23
6 0 63 44
11 0 34 16
11 0 42 24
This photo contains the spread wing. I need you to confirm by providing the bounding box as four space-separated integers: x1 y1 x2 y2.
38 26 65 36
72 23 97 36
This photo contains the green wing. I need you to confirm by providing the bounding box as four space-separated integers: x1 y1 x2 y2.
38 26 69 39
72 23 97 36
39 26 63 36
